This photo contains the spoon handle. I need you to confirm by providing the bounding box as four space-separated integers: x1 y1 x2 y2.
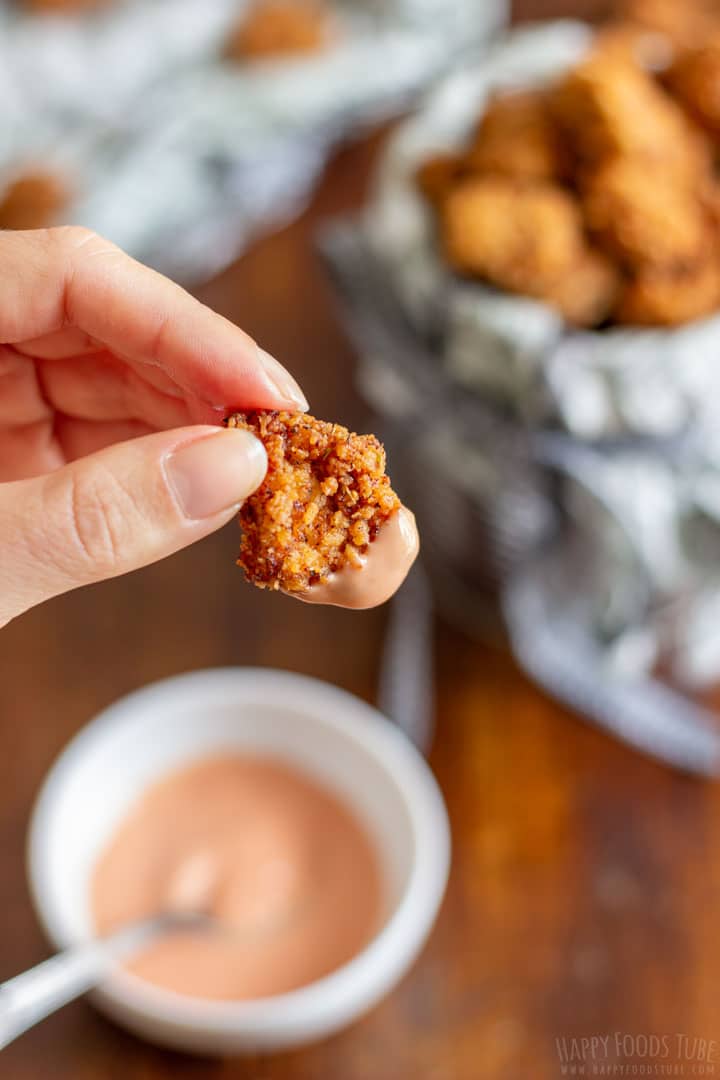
0 917 166 1050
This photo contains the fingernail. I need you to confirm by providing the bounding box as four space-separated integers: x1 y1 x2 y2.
166 430 267 520
257 347 309 411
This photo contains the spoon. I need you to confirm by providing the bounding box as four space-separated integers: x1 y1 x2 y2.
0 910 212 1050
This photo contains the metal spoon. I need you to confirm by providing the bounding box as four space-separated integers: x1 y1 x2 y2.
0 910 212 1050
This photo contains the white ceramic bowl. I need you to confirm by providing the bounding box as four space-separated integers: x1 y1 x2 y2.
27 668 450 1055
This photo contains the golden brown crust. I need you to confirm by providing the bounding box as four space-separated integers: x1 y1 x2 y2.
0 172 67 230
543 249 621 328
611 0 720 52
225 0 330 61
549 53 705 172
614 259 720 325
441 177 584 293
582 156 708 271
465 89 568 184
23 0 109 10
412 29 720 329
225 411 401 593
414 153 467 209
665 35 720 137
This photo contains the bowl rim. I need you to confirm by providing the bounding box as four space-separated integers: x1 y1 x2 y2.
27 667 451 1037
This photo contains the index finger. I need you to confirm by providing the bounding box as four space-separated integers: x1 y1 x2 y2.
0 227 308 412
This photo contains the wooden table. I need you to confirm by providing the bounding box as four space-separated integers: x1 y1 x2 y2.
6 2 719 1077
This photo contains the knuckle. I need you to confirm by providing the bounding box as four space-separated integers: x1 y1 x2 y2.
59 466 137 578
51 224 100 252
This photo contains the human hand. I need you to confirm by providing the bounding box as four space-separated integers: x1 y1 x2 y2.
0 227 308 628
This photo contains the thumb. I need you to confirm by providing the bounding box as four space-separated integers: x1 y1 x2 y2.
0 425 266 627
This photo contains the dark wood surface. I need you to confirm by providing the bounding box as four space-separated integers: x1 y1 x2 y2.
4 2 717 1077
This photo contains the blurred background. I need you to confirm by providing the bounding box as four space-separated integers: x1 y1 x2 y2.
5 0 720 1077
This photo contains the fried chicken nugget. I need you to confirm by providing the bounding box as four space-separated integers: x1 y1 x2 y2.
23 0 109 10
543 250 621 328
225 411 401 593
612 0 719 51
550 53 707 177
465 89 568 184
441 177 584 292
441 177 618 327
582 156 709 271
666 34 720 138
0 172 68 230
225 0 330 60
415 153 466 209
614 259 720 325
592 22 677 72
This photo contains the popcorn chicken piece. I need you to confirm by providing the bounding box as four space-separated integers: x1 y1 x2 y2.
24 0 109 10
614 259 720 325
465 89 568 183
582 156 709 270
0 172 68 230
592 22 677 72
550 53 707 175
543 250 621 328
415 153 466 209
225 0 330 60
666 35 720 138
225 411 401 593
441 178 585 294
612 0 719 51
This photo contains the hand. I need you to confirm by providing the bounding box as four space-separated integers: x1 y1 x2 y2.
0 227 308 628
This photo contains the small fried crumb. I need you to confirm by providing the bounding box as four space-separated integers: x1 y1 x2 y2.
225 411 401 593
225 0 330 61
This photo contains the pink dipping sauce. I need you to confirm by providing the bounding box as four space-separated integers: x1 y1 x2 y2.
92 755 382 1001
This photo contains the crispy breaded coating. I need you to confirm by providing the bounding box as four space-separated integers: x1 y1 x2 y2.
543 250 621 328
465 89 567 183
666 35 720 138
225 411 401 593
23 0 108 10
549 53 706 174
592 22 677 71
0 172 67 230
582 156 708 270
441 178 584 293
415 153 466 209
225 0 330 60
614 259 720 325
612 0 719 51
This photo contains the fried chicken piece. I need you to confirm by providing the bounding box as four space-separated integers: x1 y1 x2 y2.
0 172 67 230
415 153 466 209
611 0 719 52
225 0 330 60
666 34 720 138
23 0 109 10
582 156 708 271
465 89 568 184
225 411 401 593
593 21 677 72
440 177 618 327
441 178 584 293
550 53 708 177
543 249 621 328
614 259 720 325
